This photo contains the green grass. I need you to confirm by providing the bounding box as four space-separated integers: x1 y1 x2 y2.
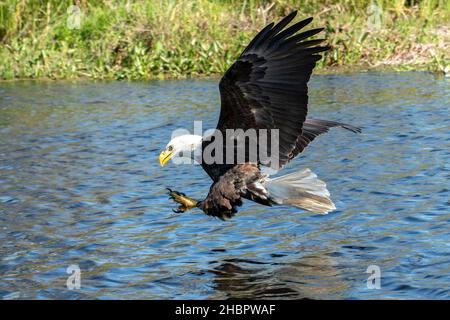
0 0 449 80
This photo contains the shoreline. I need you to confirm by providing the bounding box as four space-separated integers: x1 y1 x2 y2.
1 1 448 81
0 68 446 84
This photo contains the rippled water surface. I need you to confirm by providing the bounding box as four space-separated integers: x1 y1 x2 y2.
0 72 449 299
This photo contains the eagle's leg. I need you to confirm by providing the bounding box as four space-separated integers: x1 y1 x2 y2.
167 188 198 213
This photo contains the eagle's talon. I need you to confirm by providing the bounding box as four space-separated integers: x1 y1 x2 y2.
172 208 185 213
166 188 198 213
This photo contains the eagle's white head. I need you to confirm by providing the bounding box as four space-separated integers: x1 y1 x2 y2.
159 134 202 166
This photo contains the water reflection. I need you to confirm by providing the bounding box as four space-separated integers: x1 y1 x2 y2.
209 252 347 299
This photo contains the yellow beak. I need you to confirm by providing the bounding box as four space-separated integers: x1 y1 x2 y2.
159 150 173 166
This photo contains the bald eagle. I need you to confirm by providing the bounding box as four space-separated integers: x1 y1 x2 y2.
159 11 360 220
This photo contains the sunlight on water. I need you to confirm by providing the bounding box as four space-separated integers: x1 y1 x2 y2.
0 72 449 299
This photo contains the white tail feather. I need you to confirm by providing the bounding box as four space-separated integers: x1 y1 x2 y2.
266 168 336 214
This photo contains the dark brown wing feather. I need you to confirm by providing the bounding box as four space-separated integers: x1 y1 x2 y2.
290 119 361 161
217 11 329 168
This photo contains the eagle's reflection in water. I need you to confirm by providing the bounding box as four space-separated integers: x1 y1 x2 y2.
207 252 349 299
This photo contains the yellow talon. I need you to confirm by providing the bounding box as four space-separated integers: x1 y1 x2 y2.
167 188 198 213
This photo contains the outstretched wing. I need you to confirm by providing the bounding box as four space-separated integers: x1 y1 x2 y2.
217 11 329 168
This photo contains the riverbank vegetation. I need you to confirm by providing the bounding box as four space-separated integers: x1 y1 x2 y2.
0 0 449 80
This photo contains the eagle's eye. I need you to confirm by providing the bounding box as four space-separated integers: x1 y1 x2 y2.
168 145 173 152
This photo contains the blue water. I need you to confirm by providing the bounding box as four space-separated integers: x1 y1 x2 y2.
0 72 449 299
